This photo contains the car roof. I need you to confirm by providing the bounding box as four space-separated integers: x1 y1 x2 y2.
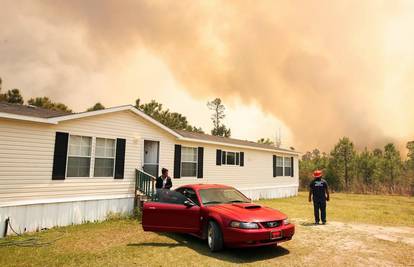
178 184 234 190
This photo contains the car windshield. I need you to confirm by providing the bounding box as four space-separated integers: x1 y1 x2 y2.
199 188 250 205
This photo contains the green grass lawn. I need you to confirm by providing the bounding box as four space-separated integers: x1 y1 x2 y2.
259 192 414 226
0 192 413 267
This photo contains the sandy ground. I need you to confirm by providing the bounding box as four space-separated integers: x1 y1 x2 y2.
299 219 414 245
288 219 414 267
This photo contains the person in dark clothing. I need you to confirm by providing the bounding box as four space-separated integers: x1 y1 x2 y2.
309 170 330 225
156 168 172 190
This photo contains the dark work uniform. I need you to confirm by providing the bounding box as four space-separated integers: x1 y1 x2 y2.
155 176 172 190
310 178 328 223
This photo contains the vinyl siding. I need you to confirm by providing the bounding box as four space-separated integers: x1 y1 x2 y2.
173 141 299 191
0 110 298 207
0 110 175 206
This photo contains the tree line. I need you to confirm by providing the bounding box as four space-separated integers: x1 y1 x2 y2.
300 137 414 196
0 78 233 137
0 78 72 112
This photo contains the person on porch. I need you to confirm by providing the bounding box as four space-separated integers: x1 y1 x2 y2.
156 168 172 190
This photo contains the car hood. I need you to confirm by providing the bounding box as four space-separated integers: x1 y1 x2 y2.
207 203 287 222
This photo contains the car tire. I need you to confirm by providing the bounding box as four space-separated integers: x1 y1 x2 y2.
207 221 223 252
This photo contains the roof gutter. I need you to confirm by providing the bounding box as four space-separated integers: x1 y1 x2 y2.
0 112 57 124
177 137 300 156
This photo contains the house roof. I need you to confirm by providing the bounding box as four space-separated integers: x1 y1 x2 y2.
175 130 296 153
0 102 71 118
0 102 298 155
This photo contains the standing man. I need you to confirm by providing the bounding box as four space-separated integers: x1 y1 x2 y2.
309 170 329 225
156 168 172 190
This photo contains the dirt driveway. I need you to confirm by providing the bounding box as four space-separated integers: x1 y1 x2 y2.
285 220 414 267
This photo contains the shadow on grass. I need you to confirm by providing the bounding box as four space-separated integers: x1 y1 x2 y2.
300 222 318 227
128 233 289 264
128 242 183 248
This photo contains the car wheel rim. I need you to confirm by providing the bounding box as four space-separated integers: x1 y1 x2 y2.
208 226 213 248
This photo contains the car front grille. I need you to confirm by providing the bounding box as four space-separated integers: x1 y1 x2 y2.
261 220 281 228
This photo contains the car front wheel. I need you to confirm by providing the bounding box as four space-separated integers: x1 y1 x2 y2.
207 221 223 252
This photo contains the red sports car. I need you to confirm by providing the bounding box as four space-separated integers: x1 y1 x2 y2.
142 184 295 251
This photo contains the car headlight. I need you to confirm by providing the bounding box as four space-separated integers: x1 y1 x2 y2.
230 221 259 229
283 218 290 225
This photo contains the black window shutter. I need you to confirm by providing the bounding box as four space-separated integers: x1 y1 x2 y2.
240 152 244 166
273 155 277 177
291 156 294 177
114 138 126 179
52 132 69 180
174 145 182 178
236 152 240 165
197 147 204 178
216 149 222 166
222 151 227 165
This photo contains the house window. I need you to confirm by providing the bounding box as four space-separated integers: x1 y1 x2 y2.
284 157 292 176
226 152 236 165
220 150 241 166
276 156 284 176
94 138 116 177
181 147 198 177
67 135 92 177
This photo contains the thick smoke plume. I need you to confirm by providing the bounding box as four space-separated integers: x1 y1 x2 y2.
1 0 414 151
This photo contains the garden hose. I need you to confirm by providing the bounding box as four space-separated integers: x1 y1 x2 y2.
0 217 66 247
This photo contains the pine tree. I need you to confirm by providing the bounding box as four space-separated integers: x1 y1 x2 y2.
87 102 105 111
382 143 402 187
28 97 71 112
329 137 356 190
135 98 203 133
406 141 414 171
6 89 24 104
207 98 231 137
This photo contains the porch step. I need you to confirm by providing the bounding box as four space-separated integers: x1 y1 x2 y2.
136 190 152 197
137 194 150 201
136 194 151 211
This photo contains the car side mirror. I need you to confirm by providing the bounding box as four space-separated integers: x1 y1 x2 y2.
184 200 195 207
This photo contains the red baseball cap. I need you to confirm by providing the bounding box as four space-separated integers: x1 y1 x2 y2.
313 170 323 178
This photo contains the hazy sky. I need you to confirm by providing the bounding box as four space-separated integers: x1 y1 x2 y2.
1 0 414 152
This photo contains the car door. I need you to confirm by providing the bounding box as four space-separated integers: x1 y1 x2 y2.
176 187 201 206
142 190 200 233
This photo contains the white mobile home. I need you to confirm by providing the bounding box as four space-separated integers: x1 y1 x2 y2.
0 102 299 236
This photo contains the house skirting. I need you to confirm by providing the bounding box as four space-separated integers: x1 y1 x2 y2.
239 184 298 200
0 196 134 237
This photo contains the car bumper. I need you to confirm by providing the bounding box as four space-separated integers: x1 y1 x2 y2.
223 223 295 248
